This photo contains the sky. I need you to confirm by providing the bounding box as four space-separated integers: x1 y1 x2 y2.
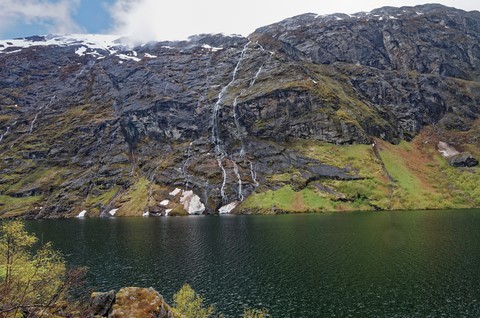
0 0 479 41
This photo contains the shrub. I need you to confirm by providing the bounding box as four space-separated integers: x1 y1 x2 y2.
173 283 215 318
0 221 85 317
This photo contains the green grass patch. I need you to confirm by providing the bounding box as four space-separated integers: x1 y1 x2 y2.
116 178 149 216
6 166 66 195
379 144 444 210
86 186 120 208
0 195 42 218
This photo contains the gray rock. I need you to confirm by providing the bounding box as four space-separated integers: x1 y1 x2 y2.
88 290 116 317
0 4 479 217
448 152 479 167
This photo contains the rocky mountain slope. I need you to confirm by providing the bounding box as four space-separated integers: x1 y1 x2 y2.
0 4 479 218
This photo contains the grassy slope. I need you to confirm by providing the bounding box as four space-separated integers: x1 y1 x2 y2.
238 128 479 214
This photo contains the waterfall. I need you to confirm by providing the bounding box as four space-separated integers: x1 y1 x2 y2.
210 42 250 202
29 95 56 134
210 41 271 203
249 161 259 187
233 45 273 159
0 126 10 144
211 42 250 153
232 161 244 201
182 142 193 190
217 157 228 202
249 44 272 88
29 113 39 134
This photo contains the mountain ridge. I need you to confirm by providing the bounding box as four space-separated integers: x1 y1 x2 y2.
0 4 479 218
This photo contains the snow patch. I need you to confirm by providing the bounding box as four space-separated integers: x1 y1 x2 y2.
180 190 205 215
144 53 157 58
0 34 123 55
169 188 182 196
109 208 118 216
219 201 238 214
76 210 87 218
201 44 223 52
116 54 141 62
160 199 170 206
75 46 87 56
438 141 459 158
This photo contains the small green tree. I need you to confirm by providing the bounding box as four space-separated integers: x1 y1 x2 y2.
243 307 270 318
173 283 215 318
0 221 84 317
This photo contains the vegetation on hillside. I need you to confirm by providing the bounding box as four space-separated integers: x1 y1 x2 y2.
238 126 479 214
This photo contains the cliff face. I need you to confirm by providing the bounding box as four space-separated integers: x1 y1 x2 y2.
0 4 479 218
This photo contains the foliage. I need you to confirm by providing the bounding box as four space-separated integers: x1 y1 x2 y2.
0 221 86 317
243 307 270 318
242 133 480 214
173 283 215 318
116 177 150 216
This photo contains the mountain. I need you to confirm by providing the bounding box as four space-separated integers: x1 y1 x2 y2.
0 4 479 218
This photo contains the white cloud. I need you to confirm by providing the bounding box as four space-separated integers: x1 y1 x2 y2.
0 0 82 36
108 0 479 43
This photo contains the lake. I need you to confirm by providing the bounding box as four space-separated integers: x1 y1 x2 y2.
25 209 480 317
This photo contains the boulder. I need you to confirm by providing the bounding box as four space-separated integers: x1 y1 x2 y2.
109 287 176 318
447 152 479 167
88 290 116 317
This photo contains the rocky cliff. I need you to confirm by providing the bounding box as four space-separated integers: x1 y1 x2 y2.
0 4 479 218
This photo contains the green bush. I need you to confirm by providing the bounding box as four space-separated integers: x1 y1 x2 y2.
0 221 85 317
243 307 271 318
173 283 215 318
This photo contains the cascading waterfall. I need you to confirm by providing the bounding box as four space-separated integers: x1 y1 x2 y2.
211 41 250 154
230 43 273 188
232 161 244 201
147 170 156 212
249 161 259 188
249 43 273 88
0 126 10 144
217 157 228 201
211 42 250 203
211 41 272 205
29 113 39 134
182 142 193 190
233 43 273 154
29 95 56 134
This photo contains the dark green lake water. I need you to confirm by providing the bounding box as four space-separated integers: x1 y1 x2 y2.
25 209 480 317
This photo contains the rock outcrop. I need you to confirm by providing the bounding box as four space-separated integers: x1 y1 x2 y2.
448 152 479 167
0 4 479 217
88 287 177 318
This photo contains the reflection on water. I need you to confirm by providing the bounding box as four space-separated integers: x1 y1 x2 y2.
26 210 480 317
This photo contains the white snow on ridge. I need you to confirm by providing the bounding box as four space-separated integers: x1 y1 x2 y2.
0 34 124 55
117 53 141 62
201 44 223 52
75 46 87 56
144 53 157 58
